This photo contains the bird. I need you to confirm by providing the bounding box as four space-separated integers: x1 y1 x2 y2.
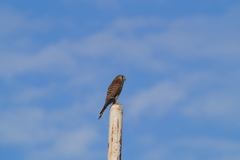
98 75 126 119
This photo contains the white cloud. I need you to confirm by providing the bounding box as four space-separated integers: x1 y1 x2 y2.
140 146 168 160
61 0 120 9
27 127 99 160
183 90 240 123
71 5 240 72
178 137 240 160
0 106 100 160
139 136 240 160
152 6 240 60
1 2 239 126
0 7 52 36
0 107 46 145
178 69 240 124
0 40 77 78
177 138 240 152
14 87 49 104
125 72 214 119
127 81 185 118
110 17 165 31
2 3 240 78
125 68 240 123
0 2 240 160
0 7 25 35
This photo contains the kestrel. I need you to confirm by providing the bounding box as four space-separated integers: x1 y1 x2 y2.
98 75 126 119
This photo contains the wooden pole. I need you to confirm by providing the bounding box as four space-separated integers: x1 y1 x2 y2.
108 103 123 160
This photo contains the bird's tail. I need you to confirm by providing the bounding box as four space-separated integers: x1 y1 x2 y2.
98 104 108 119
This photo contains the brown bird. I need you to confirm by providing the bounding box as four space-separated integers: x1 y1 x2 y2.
98 75 126 119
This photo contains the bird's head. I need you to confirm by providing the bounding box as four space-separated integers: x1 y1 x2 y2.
118 75 126 81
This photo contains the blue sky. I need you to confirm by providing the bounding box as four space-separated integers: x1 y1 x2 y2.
0 0 240 160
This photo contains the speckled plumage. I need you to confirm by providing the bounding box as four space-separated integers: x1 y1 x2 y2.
98 75 126 119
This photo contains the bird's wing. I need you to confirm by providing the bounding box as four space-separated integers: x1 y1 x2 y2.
106 79 123 100
98 79 123 119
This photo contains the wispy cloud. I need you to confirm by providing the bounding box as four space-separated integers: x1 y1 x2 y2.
2 3 239 78
127 81 185 118
61 0 120 9
1 2 240 160
183 88 240 125
27 127 99 160
125 68 240 125
139 136 240 160
0 7 52 36
0 106 100 160
0 40 77 78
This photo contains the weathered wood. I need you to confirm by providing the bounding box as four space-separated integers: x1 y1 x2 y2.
108 103 123 160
